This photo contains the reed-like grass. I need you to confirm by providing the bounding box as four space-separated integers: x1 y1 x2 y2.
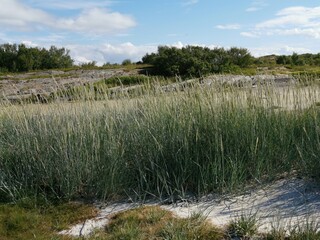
1 81 320 202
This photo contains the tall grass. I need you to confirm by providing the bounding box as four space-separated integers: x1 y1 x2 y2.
1 82 320 202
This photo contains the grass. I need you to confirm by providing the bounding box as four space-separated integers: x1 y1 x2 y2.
0 199 97 240
94 75 151 88
1 75 320 238
227 213 259 239
1 81 320 202
263 220 320 240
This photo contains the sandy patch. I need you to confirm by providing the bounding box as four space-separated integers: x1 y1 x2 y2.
59 177 320 237
163 178 320 233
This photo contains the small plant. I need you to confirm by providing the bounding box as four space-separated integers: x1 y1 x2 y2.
227 213 259 239
289 221 320 240
263 220 320 240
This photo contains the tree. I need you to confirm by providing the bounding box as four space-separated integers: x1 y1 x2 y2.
0 43 74 72
141 45 254 77
122 59 132 66
0 43 18 72
276 55 291 65
291 52 305 66
227 47 253 68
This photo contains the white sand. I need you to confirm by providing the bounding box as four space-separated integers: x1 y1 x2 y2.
59 177 320 237
162 178 320 233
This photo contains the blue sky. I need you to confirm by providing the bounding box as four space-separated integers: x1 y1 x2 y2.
1 0 320 64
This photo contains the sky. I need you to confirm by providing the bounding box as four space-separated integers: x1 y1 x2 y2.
1 0 320 65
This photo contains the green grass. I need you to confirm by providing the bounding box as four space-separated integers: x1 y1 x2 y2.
0 199 97 240
227 213 258 238
1 82 320 202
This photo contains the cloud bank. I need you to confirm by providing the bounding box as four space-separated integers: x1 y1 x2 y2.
0 0 136 34
243 6 320 39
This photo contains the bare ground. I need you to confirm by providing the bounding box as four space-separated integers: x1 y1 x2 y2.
59 177 320 237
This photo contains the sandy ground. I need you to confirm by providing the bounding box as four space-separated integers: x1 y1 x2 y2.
59 177 320 237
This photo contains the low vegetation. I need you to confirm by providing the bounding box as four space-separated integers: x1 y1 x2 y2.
227 213 258 239
96 75 150 88
1 80 320 203
1 42 320 238
0 199 97 240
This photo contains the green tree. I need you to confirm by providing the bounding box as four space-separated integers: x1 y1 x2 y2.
0 43 73 72
142 45 253 77
0 43 18 72
276 55 291 65
291 52 305 66
227 47 253 68
122 59 132 65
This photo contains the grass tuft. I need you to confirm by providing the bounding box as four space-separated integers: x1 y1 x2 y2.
227 213 259 239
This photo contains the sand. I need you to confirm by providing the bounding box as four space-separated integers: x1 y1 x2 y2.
59 177 320 237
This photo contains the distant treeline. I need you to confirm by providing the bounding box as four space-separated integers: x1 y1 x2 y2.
2 43 320 75
142 46 253 77
142 46 320 77
0 43 73 72
275 52 320 66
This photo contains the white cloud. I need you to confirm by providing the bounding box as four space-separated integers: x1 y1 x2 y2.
256 15 309 29
277 28 320 38
243 6 320 39
216 24 241 30
67 42 157 65
56 8 136 34
21 40 39 47
0 0 53 30
250 45 312 57
0 0 136 35
171 41 184 48
26 0 115 10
